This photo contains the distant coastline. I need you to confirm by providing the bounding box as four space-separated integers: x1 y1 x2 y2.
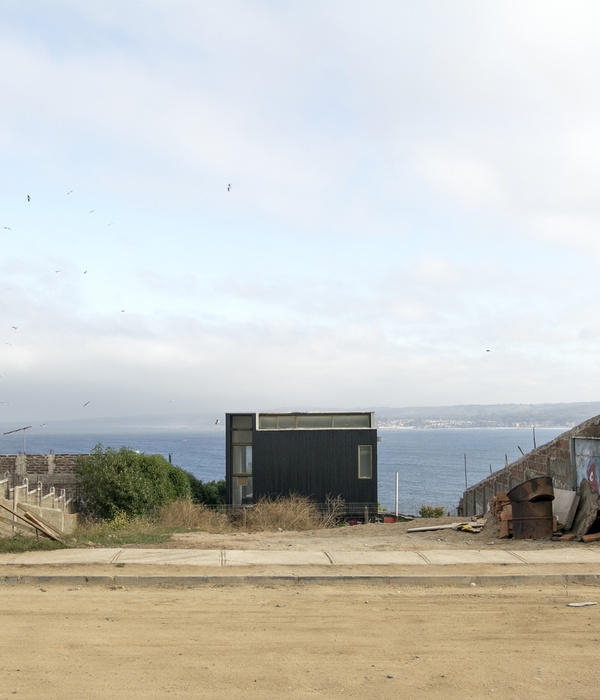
9 401 598 435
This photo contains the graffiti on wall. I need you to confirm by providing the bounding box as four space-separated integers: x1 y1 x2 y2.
574 438 600 494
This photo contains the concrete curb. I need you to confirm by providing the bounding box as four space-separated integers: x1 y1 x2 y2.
2 572 600 588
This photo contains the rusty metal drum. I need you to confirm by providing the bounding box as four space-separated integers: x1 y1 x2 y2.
507 476 554 504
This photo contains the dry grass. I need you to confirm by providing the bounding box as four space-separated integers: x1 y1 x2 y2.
157 500 230 533
241 494 345 532
72 495 347 544
159 495 345 533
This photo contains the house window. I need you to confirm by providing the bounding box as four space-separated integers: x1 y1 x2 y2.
232 445 253 506
358 445 372 479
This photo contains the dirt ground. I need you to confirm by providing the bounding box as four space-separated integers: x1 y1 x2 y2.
2 519 600 698
2 582 599 699
162 516 582 551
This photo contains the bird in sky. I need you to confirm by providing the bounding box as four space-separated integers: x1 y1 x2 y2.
83 401 91 407
3 227 11 230
227 183 231 191
11 326 17 330
39 423 46 427
27 195 30 202
215 419 219 425
66 190 73 195
89 210 95 214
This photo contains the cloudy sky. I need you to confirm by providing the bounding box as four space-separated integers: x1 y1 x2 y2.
1 0 599 423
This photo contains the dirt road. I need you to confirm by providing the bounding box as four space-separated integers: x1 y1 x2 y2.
2 581 599 699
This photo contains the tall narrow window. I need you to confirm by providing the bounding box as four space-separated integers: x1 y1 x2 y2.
358 445 372 479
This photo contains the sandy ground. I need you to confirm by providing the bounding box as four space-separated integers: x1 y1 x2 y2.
1 582 600 699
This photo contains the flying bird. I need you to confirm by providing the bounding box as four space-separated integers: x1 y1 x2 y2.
215 419 219 425
227 183 231 191
66 191 73 195
83 401 91 407
27 195 30 202
3 227 11 230
11 326 17 330
89 210 95 214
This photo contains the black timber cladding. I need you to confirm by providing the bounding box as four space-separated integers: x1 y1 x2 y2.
225 412 377 507
253 427 377 504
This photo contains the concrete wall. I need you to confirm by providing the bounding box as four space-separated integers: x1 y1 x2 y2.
460 415 600 516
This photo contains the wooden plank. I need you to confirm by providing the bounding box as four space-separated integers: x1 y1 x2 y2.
22 511 62 542
17 503 65 537
407 523 469 533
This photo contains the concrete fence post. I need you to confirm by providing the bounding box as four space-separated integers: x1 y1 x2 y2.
12 481 18 535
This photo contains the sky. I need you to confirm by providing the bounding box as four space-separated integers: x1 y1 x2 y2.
1 0 600 424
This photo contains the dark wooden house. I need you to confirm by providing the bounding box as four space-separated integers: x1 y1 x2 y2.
225 411 378 515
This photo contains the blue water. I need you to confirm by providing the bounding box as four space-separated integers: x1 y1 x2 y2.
2 426 566 515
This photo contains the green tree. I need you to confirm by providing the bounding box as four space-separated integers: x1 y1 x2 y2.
75 444 192 519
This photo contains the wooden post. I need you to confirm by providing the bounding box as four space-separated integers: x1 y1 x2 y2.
364 506 369 524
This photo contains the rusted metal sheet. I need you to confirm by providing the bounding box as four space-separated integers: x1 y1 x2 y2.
507 476 554 503
511 500 554 539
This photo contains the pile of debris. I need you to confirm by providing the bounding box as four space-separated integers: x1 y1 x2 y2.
490 491 562 539
407 518 487 534
490 476 586 540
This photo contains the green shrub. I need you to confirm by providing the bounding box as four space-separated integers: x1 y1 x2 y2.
75 444 192 520
187 475 226 506
419 504 446 518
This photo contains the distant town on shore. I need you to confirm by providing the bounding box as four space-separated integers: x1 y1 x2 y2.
373 402 600 430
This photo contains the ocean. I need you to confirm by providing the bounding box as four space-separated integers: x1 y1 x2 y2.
2 426 566 515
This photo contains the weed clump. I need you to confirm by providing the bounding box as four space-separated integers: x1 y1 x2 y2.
419 504 446 518
157 500 229 533
240 494 345 532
